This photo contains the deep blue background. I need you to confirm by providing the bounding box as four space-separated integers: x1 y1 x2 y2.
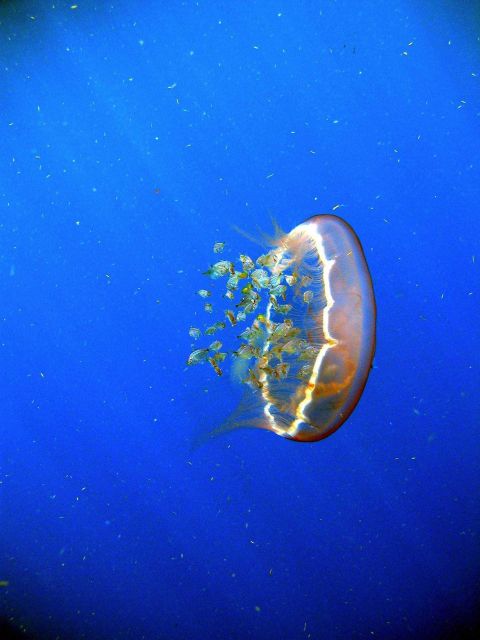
1 2 479 639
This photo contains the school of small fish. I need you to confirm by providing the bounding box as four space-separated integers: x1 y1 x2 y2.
187 240 318 386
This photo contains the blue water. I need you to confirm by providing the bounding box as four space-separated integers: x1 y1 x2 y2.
1 2 479 639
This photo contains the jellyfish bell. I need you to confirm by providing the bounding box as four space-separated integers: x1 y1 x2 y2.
188 214 376 444
255 215 376 441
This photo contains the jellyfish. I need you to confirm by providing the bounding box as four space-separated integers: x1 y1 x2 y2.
187 215 376 442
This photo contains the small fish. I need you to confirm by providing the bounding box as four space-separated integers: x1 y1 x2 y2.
268 320 297 343
303 290 313 304
189 327 201 340
187 348 210 366
240 282 253 295
233 344 260 360
225 309 237 326
205 326 217 336
204 321 226 335
208 351 227 376
273 362 289 379
298 344 318 361
269 295 292 315
238 322 263 343
197 289 211 298
281 338 306 355
258 363 274 375
297 364 312 379
300 275 313 288
204 260 235 279
250 268 270 290
269 284 286 299
226 273 240 291
237 290 261 314
239 254 255 271
268 274 283 288
204 302 213 313
213 242 225 253
244 368 263 389
209 340 222 351
256 251 278 269
273 302 292 315
208 357 223 376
